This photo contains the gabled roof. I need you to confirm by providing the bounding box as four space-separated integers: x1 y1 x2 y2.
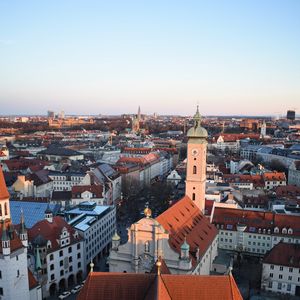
28 216 82 252
72 185 103 198
77 272 242 300
212 207 300 236
0 166 9 200
156 196 218 267
263 242 300 268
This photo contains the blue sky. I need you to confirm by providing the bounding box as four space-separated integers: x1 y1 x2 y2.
0 0 299 116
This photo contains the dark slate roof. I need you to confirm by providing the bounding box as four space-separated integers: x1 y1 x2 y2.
38 145 82 157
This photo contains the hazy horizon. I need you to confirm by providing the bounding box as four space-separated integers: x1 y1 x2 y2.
1 1 299 116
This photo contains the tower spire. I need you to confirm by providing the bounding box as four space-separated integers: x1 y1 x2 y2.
185 106 208 213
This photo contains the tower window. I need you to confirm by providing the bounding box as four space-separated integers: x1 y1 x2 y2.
0 204 2 216
4 203 7 215
192 193 196 201
193 166 197 174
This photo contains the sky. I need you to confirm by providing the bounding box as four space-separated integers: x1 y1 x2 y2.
0 0 299 116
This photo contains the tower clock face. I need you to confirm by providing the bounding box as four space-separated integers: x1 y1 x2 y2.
192 149 199 156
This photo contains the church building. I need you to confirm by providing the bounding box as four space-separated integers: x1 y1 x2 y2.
109 108 218 275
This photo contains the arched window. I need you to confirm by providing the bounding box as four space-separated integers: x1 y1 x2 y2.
193 166 197 174
192 193 196 201
0 204 2 216
145 241 150 253
4 203 7 215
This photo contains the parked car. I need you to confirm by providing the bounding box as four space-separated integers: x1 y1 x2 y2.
58 291 71 299
71 285 82 294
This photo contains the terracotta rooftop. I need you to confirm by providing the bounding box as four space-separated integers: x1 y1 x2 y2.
212 207 300 236
0 166 9 200
156 196 218 266
262 172 286 182
263 242 300 269
28 216 82 252
77 272 242 300
28 269 39 290
72 185 103 198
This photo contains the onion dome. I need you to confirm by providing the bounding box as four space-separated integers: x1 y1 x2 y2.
187 106 208 139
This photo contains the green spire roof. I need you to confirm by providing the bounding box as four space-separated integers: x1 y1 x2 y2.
35 246 42 271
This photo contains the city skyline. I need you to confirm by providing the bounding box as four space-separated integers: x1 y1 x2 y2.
0 0 299 115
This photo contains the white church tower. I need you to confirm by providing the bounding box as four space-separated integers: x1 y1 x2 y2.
185 106 208 213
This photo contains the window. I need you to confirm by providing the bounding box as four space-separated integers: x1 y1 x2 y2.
268 282 272 288
77 253 81 259
280 266 283 271
270 265 274 270
60 270 64 276
17 270 20 277
270 273 273 278
279 275 282 279
50 264 54 271
4 203 7 215
50 254 54 261
193 166 197 174
287 284 291 291
0 287 3 295
78 262 81 268
145 241 150 253
60 260 63 267
278 282 282 290
69 257 72 263
0 271 1 279
288 276 292 281
59 250 63 257
289 268 293 273
51 274 55 281
68 247 72 253
69 266 73 272
77 244 81 250
192 193 195 201
16 255 18 261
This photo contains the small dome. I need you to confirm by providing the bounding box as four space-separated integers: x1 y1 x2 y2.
187 126 208 138
112 231 121 241
181 239 190 251
187 106 208 139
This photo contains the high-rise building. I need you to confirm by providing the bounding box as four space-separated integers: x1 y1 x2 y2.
287 110 296 121
185 106 208 213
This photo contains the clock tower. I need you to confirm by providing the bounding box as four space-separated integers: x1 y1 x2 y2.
185 106 208 213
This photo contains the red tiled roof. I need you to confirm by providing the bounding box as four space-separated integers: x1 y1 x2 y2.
212 207 300 236
72 185 103 198
28 269 39 289
263 242 300 268
223 174 264 187
28 216 82 252
156 196 218 266
275 185 300 197
77 272 242 300
262 172 286 182
0 166 9 200
216 133 260 142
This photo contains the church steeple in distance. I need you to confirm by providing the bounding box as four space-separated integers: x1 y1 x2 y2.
185 106 208 213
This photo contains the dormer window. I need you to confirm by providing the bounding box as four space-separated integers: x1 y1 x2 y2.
47 240 52 249
274 227 279 234
288 228 293 235
282 228 287 234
